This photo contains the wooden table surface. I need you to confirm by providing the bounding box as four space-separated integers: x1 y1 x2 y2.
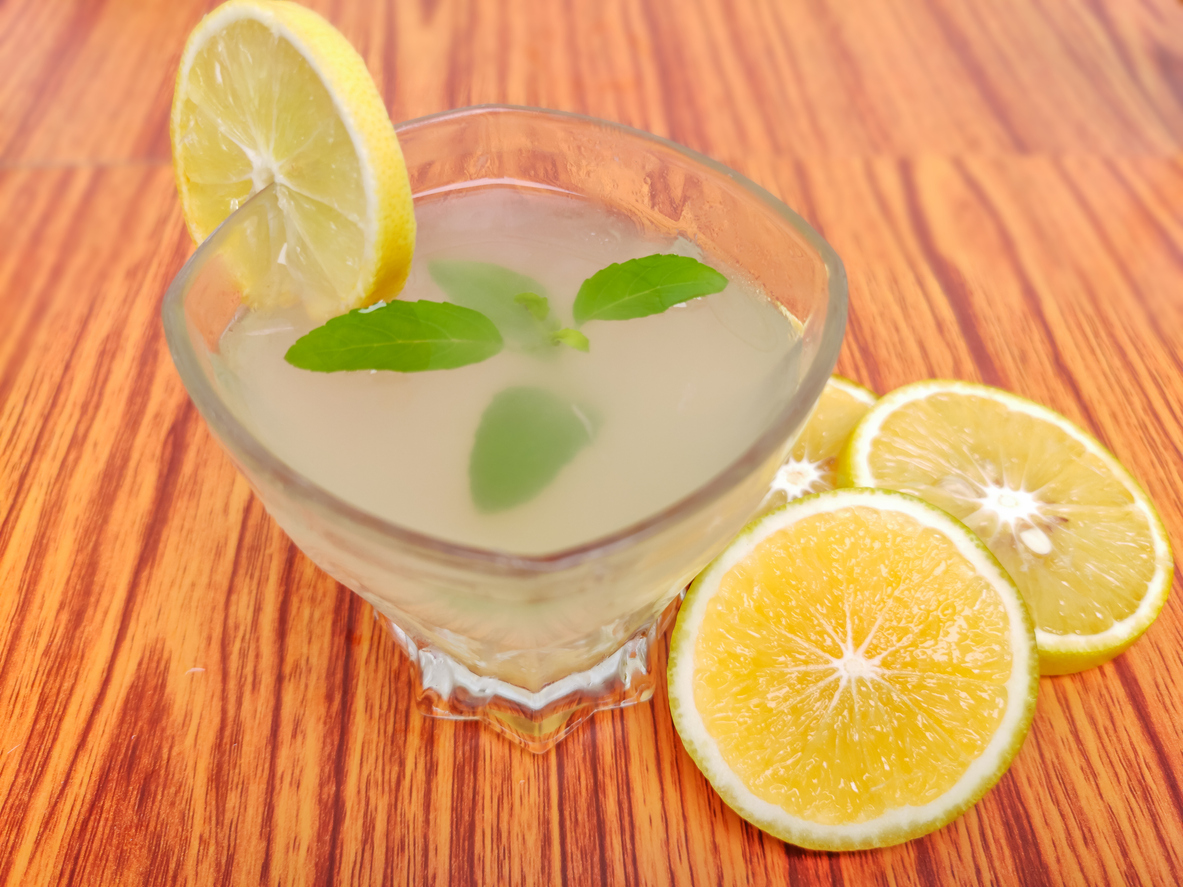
3 0 1183 884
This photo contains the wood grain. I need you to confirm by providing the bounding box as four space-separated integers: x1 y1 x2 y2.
1 0 1182 884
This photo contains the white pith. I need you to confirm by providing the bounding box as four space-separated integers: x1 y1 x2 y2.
828 376 878 407
964 482 1053 556
669 489 1037 848
769 457 825 500
846 380 1172 656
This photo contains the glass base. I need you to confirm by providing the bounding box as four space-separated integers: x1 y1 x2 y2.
379 593 684 752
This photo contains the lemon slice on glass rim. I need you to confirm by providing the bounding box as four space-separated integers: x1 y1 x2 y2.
839 380 1173 675
668 488 1038 850
171 0 415 319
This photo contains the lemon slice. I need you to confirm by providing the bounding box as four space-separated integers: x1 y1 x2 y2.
839 380 1173 675
669 489 1038 850
762 376 876 509
171 0 415 319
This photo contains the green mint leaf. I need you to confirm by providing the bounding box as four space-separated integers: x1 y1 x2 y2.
284 300 503 372
430 260 555 349
469 387 595 512
513 292 550 321
551 328 589 352
572 254 728 325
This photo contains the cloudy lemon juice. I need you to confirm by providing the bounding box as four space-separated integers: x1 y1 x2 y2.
213 187 802 556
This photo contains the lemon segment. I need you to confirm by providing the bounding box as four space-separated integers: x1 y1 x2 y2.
763 376 876 509
839 380 1173 674
171 0 415 319
669 489 1038 851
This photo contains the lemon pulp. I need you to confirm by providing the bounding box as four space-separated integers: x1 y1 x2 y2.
696 505 1013 824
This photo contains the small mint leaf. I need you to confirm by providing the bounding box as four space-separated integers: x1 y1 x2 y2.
284 300 502 372
469 387 595 512
514 292 550 321
552 328 589 352
430 260 555 349
572 254 727 325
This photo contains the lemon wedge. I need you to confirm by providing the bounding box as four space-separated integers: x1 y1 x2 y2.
171 0 415 319
669 489 1038 850
762 375 876 509
839 380 1173 674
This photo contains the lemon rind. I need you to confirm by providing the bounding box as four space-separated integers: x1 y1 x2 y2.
827 374 877 407
171 0 414 314
668 488 1039 851
839 380 1173 670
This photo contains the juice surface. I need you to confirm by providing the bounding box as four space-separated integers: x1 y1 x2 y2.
214 187 801 554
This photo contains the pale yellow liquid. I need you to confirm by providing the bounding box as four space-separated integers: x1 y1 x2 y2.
214 188 801 555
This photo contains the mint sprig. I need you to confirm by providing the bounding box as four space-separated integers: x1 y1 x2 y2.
285 255 727 372
282 253 729 512
429 260 556 349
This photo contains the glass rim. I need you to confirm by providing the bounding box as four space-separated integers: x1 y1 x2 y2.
161 104 848 574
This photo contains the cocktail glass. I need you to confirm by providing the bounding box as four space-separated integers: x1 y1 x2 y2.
162 105 847 751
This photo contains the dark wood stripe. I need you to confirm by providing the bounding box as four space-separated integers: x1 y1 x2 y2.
256 542 300 887
613 710 642 886
913 3 1025 150
898 160 1005 387
1078 0 1183 138
1052 161 1183 388
0 169 99 427
952 159 1122 442
325 592 359 885
212 496 263 887
785 159 888 394
637 0 710 150
57 644 188 886
800 0 888 151
1110 659 1183 859
446 714 480 886
861 161 981 381
646 701 686 887
909 829 946 887
1103 158 1183 276
443 0 475 110
555 731 573 887
985 767 1052 887
561 0 589 115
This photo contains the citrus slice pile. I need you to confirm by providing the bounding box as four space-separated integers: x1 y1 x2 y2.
762 375 876 509
171 0 415 318
668 489 1039 850
839 381 1173 674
